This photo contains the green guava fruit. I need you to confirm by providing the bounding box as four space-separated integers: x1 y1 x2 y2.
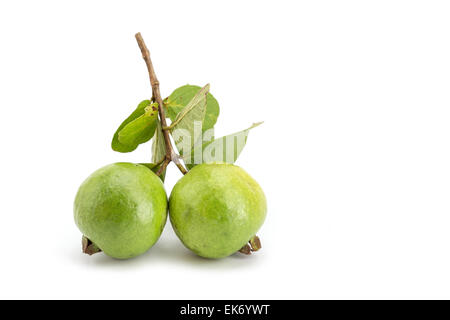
74 162 167 259
169 163 267 259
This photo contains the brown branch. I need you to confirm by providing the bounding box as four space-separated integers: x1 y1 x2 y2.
135 32 187 175
156 158 170 176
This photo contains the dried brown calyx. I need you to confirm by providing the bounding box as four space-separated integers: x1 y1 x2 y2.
82 236 102 255
239 235 262 255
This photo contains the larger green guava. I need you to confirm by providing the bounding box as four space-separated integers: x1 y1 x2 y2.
74 162 167 259
169 163 267 259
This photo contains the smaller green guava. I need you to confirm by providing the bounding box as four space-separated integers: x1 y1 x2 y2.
169 163 267 259
74 162 167 259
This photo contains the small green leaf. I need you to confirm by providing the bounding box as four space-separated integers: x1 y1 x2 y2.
183 122 263 169
151 120 166 164
165 84 219 132
117 103 159 149
139 163 166 182
150 121 167 181
170 84 209 155
112 100 155 153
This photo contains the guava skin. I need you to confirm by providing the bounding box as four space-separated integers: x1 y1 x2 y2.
74 162 167 259
169 163 267 259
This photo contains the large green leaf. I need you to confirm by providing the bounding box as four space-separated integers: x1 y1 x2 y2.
117 103 158 149
112 100 154 153
183 122 263 169
164 84 219 132
170 84 209 155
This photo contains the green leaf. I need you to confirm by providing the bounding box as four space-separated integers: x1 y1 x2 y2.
139 163 166 182
170 84 209 155
117 103 159 149
151 120 166 165
165 84 219 132
183 122 263 169
112 100 156 153
150 121 167 181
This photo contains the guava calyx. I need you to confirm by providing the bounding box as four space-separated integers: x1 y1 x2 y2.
82 236 102 256
250 235 262 251
239 235 262 255
239 244 251 255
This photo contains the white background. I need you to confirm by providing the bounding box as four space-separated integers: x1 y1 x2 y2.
0 0 449 299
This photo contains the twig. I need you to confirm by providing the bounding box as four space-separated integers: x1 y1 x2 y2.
156 158 170 176
135 32 187 175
